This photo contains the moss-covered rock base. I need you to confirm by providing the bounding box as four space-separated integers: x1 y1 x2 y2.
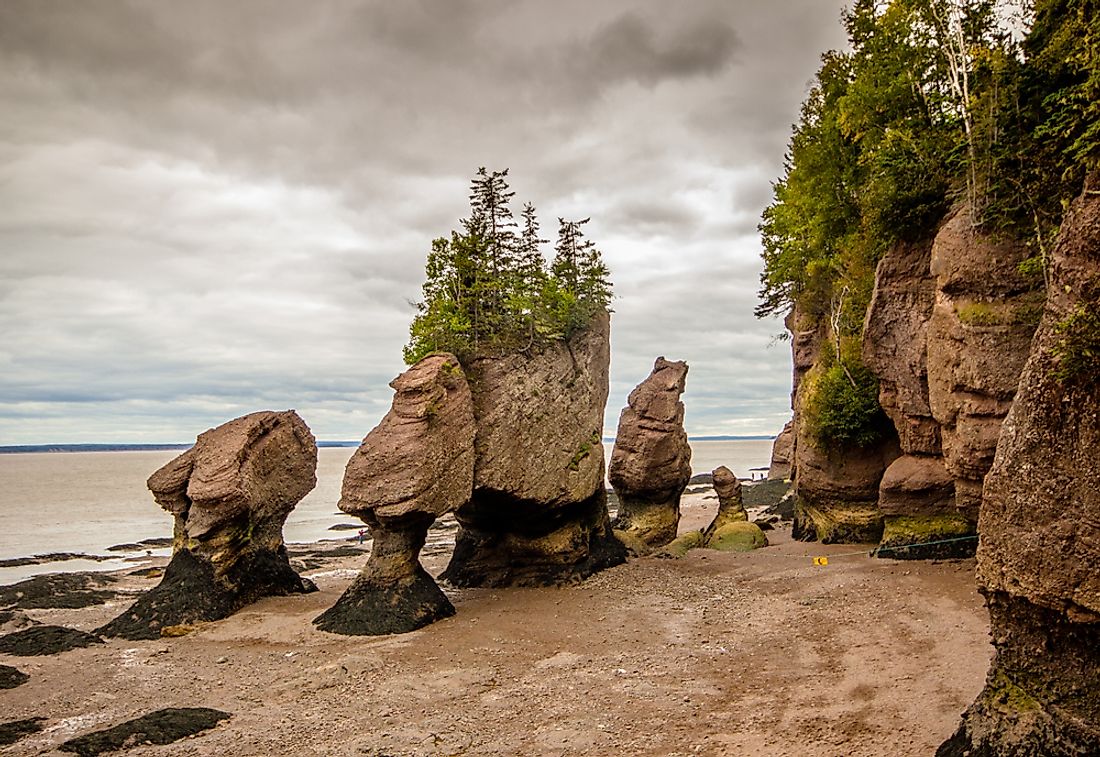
98 545 315 640
313 565 455 636
707 522 768 552
443 490 626 588
937 593 1099 756
876 513 977 559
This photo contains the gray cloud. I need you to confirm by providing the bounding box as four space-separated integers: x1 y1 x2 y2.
0 0 848 443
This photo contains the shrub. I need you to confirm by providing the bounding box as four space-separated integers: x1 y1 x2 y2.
804 356 888 448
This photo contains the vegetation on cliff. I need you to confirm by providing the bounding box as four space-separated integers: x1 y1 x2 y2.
404 168 612 364
758 0 1100 444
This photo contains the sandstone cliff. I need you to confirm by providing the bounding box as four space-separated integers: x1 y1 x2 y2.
939 176 1100 756
441 311 626 587
100 411 317 640
861 208 1038 557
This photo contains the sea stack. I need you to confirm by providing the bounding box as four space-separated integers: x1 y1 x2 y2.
938 175 1100 756
441 311 626 587
608 357 692 548
99 411 317 640
314 354 474 636
703 466 747 539
767 421 794 480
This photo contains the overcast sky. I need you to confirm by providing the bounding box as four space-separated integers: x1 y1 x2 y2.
0 0 848 444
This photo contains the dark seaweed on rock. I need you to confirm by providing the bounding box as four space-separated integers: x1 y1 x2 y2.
0 626 104 656
0 717 46 747
98 548 315 641
0 573 119 611
0 664 30 689
58 708 231 756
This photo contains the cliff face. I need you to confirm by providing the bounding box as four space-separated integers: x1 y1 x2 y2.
442 311 626 587
855 208 1039 557
939 177 1100 755
787 306 900 543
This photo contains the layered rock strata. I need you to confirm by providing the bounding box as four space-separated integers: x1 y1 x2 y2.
608 358 692 547
862 209 1038 558
939 177 1100 756
100 411 317 640
441 312 626 587
314 354 474 636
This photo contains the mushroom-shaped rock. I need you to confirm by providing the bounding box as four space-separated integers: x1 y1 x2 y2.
99 411 317 640
703 466 746 541
314 354 474 635
441 312 626 588
608 357 692 547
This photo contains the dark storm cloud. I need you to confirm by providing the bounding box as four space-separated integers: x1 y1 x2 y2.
0 1 848 443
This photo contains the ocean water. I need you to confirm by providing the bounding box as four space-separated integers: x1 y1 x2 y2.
0 439 772 583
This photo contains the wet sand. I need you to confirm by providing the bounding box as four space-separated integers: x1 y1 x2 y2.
0 492 991 756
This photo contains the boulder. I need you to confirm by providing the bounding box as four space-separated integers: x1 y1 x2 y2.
876 454 973 559
707 521 768 552
608 357 692 547
315 354 474 635
441 312 626 587
99 411 317 640
939 176 1100 755
768 421 795 480
703 466 746 541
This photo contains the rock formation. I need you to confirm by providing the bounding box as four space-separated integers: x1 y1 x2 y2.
100 411 317 640
767 421 794 480
939 176 1100 756
926 207 1039 522
608 357 692 547
315 354 474 636
703 466 746 540
788 306 900 544
861 209 1039 558
441 312 626 587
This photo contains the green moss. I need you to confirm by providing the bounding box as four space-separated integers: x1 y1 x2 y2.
983 670 1041 713
655 531 704 558
957 301 1003 326
1053 301 1100 384
876 514 976 559
706 522 767 552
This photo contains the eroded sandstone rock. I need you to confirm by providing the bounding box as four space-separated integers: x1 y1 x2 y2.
703 466 746 541
442 312 626 587
768 422 795 480
939 176 1100 756
315 354 474 635
926 207 1040 522
608 357 692 547
99 411 317 640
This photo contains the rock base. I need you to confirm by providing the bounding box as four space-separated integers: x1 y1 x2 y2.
59 708 231 755
937 593 1100 757
793 497 884 544
442 490 627 588
611 496 681 548
0 626 104 656
875 514 976 560
313 566 455 636
98 546 315 640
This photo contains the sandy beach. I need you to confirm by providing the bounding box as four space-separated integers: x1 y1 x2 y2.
1 491 991 756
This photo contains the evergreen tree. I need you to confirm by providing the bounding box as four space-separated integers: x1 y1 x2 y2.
404 169 613 364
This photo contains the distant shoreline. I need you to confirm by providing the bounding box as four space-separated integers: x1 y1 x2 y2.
0 436 776 454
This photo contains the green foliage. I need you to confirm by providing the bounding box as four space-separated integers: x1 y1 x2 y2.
404 169 613 365
804 352 888 448
1052 301 1100 383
